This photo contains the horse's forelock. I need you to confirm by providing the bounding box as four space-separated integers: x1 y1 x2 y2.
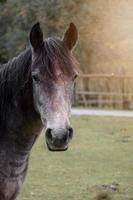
39 37 78 80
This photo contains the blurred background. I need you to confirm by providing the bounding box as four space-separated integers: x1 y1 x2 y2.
1 0 133 110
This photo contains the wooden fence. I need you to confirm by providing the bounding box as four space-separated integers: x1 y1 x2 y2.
75 74 133 109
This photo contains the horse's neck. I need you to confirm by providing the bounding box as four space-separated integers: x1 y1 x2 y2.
0 80 43 146
0 100 42 180
0 47 42 132
0 49 43 200
0 48 43 173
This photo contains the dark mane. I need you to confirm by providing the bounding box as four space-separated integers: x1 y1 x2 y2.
0 48 32 121
34 37 77 79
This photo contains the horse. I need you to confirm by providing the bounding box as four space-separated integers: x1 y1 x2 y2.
0 22 78 200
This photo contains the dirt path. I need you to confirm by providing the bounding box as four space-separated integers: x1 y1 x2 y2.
72 108 133 118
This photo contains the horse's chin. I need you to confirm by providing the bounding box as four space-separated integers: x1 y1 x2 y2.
46 142 68 152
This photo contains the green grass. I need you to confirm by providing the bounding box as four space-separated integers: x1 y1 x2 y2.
18 116 133 200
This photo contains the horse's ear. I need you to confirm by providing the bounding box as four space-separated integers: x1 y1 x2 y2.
63 23 78 50
30 22 43 50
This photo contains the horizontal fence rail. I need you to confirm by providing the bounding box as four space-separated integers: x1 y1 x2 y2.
75 74 133 109
79 74 133 78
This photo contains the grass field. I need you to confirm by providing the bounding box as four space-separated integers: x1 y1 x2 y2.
18 116 133 200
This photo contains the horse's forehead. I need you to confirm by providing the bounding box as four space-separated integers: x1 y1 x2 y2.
54 62 63 76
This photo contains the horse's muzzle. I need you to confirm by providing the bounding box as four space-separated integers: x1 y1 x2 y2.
45 127 73 151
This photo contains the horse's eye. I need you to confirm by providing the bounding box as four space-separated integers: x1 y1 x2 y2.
32 74 40 82
73 74 78 80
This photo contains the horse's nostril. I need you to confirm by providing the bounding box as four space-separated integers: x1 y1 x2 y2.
68 127 73 139
46 128 52 141
62 134 68 143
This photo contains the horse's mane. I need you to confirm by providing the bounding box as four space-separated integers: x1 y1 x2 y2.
0 48 32 121
0 48 32 94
